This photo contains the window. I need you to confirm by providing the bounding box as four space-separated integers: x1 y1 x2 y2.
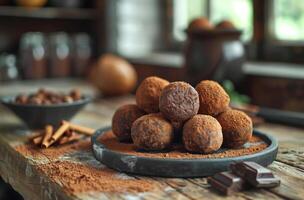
172 0 253 42
273 0 304 41
170 0 304 63
173 0 207 41
210 0 253 41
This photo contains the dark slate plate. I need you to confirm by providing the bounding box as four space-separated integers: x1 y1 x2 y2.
91 127 278 178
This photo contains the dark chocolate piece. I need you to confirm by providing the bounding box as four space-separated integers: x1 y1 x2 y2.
208 171 246 195
230 161 280 188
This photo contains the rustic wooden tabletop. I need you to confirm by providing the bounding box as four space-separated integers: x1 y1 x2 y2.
0 79 303 200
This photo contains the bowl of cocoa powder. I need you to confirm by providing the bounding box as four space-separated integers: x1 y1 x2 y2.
1 88 91 129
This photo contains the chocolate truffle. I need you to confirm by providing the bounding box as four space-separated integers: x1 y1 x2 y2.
183 115 223 153
216 109 253 148
195 80 230 116
136 76 169 113
131 113 174 150
216 20 235 29
159 82 199 125
112 104 145 142
188 17 213 31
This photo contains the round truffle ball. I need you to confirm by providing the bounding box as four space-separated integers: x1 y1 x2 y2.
216 20 235 29
216 109 253 148
112 104 145 142
188 17 213 31
159 82 200 124
136 76 169 113
183 115 223 153
195 80 230 116
131 113 174 150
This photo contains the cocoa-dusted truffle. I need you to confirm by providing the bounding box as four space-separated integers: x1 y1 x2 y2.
131 113 174 150
216 20 235 29
112 104 145 142
183 115 223 153
136 76 169 113
216 109 253 148
195 80 230 116
159 82 199 125
188 17 213 31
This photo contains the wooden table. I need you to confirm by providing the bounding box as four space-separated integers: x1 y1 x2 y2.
0 79 303 200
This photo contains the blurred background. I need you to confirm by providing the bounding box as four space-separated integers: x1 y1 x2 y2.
0 0 303 110
0 0 303 198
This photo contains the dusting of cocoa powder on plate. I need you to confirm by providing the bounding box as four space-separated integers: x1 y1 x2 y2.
99 131 268 159
36 161 156 194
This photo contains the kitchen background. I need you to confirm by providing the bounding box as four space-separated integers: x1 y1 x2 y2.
0 0 303 199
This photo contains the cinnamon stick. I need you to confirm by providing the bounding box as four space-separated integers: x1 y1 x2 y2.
45 122 69 148
64 121 95 136
58 132 82 145
32 135 43 146
41 125 53 148
29 131 44 140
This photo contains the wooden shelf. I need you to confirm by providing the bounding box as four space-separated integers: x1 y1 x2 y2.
0 6 97 20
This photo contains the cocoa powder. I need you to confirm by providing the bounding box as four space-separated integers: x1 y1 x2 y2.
15 137 156 194
99 131 268 159
15 139 91 160
14 129 268 195
36 161 155 194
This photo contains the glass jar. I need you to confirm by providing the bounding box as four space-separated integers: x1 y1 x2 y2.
71 33 92 76
48 32 71 77
0 53 18 81
19 32 47 79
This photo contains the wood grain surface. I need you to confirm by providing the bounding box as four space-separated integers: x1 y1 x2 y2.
0 79 303 200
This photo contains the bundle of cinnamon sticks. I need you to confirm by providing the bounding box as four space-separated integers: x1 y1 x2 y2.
31 121 95 148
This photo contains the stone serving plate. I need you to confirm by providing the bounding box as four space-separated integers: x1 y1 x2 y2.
91 127 278 178
1 95 91 129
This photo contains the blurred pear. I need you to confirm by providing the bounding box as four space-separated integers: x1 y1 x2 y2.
90 54 137 96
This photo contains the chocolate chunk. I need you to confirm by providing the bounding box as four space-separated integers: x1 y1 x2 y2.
230 162 280 188
208 171 246 195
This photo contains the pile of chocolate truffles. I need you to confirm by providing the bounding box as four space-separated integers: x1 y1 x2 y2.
112 76 253 153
